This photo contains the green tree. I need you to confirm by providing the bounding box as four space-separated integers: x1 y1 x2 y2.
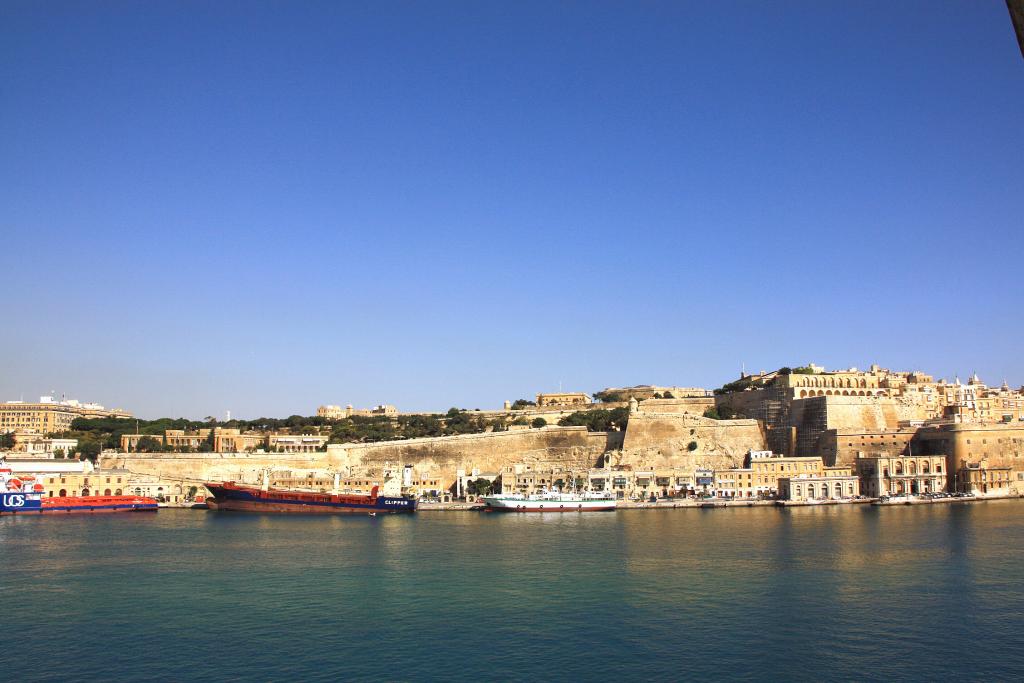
714 376 768 395
77 441 102 462
703 407 721 419
201 420 217 452
531 417 547 428
52 447 65 459
557 407 630 432
510 399 536 410
443 408 475 435
0 432 15 449
400 414 443 439
135 435 163 453
467 477 494 496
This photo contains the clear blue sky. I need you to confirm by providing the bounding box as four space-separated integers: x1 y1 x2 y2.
2 1 1022 419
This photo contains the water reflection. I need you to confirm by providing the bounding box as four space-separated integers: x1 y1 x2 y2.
4 503 1024 681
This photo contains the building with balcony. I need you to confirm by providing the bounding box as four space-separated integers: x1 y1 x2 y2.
856 454 947 497
778 474 860 501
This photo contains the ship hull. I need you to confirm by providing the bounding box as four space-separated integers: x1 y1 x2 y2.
205 483 416 514
1 492 158 515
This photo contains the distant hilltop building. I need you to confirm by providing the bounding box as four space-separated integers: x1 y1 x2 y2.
0 395 132 434
120 427 328 453
535 392 591 408
317 404 398 419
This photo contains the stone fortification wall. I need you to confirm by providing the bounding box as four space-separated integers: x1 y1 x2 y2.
636 397 714 416
789 396 902 433
714 388 773 420
328 426 607 482
916 423 1024 472
99 451 329 487
102 426 613 491
620 413 766 471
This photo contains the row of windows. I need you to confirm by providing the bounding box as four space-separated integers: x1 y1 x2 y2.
50 489 123 497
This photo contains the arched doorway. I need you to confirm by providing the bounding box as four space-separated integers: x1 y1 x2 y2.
104 489 111 496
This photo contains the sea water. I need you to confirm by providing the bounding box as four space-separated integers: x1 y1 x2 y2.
4 502 1024 681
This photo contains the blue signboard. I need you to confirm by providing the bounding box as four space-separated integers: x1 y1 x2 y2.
1 492 43 513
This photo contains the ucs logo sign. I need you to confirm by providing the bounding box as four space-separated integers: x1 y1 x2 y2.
2 494 27 507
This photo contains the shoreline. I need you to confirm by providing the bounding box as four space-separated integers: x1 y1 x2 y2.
404 493 1024 512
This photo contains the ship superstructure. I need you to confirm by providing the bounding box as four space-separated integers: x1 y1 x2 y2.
483 489 617 512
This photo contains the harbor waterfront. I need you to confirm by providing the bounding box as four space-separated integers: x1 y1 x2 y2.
6 502 1024 682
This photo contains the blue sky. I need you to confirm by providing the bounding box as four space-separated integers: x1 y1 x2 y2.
2 1 1022 419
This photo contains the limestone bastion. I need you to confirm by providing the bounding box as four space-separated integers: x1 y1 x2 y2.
102 408 768 491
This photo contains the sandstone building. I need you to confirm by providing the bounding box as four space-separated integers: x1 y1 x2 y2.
120 428 328 453
855 454 947 497
317 404 398 419
535 392 591 408
1 395 132 435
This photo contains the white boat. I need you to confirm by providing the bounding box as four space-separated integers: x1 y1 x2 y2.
483 489 617 512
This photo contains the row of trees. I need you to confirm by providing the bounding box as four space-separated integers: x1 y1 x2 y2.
45 404 632 458
557 407 630 432
325 409 549 445
702 406 744 420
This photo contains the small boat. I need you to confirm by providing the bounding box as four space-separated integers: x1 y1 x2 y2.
482 489 617 512
0 468 158 515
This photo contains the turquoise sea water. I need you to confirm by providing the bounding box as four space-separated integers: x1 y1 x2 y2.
5 502 1024 682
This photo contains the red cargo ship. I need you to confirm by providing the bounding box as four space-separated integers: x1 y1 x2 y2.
205 481 417 514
